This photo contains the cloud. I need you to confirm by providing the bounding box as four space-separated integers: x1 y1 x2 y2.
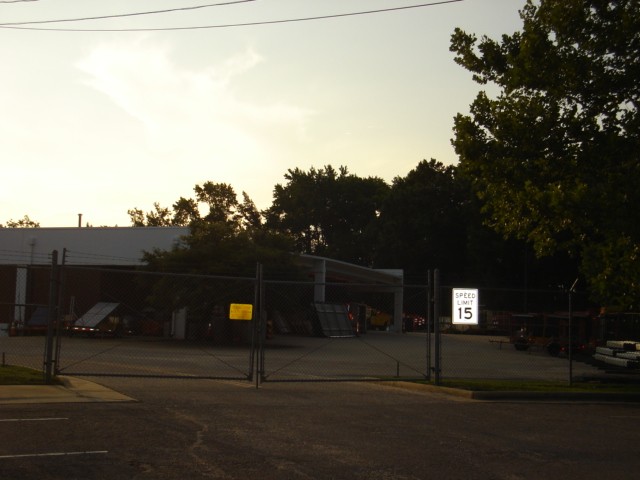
70 38 319 217
76 39 313 177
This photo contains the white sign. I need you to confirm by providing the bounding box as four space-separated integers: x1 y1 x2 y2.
452 288 479 325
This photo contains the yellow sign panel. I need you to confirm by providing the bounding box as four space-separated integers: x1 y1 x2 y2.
229 303 253 321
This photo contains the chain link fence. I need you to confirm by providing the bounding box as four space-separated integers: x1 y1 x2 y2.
56 266 257 379
429 283 608 383
2 260 636 384
259 280 428 382
0 265 52 372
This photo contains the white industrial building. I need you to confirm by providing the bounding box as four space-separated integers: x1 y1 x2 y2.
0 227 404 334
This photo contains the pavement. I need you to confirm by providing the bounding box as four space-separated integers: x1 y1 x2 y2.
2 377 640 404
0 376 136 405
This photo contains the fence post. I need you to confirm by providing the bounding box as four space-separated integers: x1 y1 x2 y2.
255 263 265 388
53 248 67 375
426 270 432 382
434 269 441 385
44 250 59 384
568 278 578 387
249 263 261 385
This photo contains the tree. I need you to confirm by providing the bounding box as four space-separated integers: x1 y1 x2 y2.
143 220 294 277
373 160 472 282
130 181 296 276
171 197 200 226
450 0 640 307
139 217 297 343
264 165 389 266
127 203 173 227
194 182 240 224
128 182 259 230
2 215 40 228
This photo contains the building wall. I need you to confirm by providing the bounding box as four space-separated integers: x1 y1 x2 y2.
0 266 16 324
0 226 189 329
0 226 190 266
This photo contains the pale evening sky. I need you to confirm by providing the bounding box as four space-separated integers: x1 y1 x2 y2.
1 0 523 227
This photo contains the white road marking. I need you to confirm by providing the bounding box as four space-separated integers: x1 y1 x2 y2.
0 451 108 459
0 418 68 422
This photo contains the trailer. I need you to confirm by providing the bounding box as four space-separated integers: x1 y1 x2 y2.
68 302 121 336
506 311 597 355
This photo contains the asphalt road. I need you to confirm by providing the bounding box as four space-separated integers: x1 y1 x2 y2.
2 378 640 480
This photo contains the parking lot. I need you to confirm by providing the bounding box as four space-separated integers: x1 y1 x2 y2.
2 377 640 480
1 330 607 383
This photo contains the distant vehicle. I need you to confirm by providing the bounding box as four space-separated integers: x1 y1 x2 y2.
369 310 392 331
403 314 425 332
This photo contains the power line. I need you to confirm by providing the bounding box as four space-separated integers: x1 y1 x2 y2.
0 0 257 26
63 249 144 265
0 0 464 32
0 248 54 263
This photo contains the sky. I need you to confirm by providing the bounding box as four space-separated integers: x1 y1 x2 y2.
0 0 524 228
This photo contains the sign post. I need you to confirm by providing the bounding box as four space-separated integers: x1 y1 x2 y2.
452 288 479 325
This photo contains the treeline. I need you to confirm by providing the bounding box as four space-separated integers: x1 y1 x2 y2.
129 160 575 291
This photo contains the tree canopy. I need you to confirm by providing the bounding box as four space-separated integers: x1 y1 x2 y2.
1 215 40 228
373 159 471 281
450 0 640 307
264 165 389 266
133 182 294 278
129 165 576 291
128 181 261 230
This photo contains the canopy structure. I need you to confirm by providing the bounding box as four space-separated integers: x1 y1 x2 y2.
296 255 404 333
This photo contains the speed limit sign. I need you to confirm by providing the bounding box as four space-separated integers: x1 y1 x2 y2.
452 288 479 325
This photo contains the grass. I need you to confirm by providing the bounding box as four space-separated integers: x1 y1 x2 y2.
416 378 640 393
0 364 60 386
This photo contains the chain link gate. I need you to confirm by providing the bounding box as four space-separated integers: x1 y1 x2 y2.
50 262 257 381
3 258 432 385
256 278 431 383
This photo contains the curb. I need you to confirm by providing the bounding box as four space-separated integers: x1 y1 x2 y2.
468 390 640 402
382 381 640 402
0 376 136 405
383 381 475 399
58 376 137 403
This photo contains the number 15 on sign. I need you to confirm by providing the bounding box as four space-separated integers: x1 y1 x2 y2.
452 288 479 325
